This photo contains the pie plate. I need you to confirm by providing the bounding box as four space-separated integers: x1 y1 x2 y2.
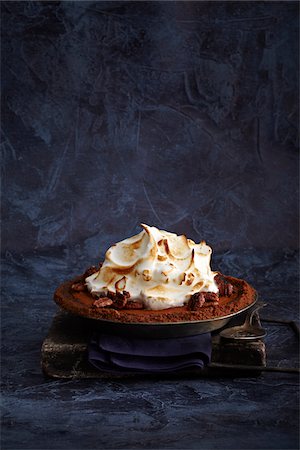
88 296 257 338
54 276 258 338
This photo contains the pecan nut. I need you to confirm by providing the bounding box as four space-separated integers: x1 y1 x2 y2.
203 292 219 303
112 292 128 309
188 292 205 310
214 273 233 297
93 297 113 308
224 283 233 296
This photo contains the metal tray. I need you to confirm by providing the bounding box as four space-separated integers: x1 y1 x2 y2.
88 296 258 338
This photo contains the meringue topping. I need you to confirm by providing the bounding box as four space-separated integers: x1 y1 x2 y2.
85 224 218 310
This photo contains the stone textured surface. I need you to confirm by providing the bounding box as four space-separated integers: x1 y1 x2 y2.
1 1 299 450
2 248 299 449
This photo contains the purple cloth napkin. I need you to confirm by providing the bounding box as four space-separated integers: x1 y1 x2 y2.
88 333 211 373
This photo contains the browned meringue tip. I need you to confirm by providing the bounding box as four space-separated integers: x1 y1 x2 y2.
181 234 189 244
186 248 195 270
115 276 127 291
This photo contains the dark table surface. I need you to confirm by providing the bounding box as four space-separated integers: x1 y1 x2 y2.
2 249 299 450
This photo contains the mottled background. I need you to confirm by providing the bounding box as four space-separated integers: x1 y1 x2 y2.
2 1 299 260
1 2 299 450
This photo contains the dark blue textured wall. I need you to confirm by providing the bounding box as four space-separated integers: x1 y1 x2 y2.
2 1 299 258
1 4 299 450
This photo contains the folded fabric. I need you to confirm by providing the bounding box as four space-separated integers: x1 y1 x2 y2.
88 332 211 374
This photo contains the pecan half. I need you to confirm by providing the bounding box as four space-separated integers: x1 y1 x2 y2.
214 273 233 297
106 291 115 300
188 292 205 310
93 297 113 308
225 283 233 296
203 292 219 303
112 292 128 309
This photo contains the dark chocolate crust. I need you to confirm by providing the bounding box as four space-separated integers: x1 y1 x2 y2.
54 274 257 324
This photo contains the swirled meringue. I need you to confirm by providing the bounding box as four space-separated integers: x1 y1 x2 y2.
85 224 218 310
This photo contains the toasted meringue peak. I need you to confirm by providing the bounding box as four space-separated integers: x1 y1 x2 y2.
85 224 218 310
